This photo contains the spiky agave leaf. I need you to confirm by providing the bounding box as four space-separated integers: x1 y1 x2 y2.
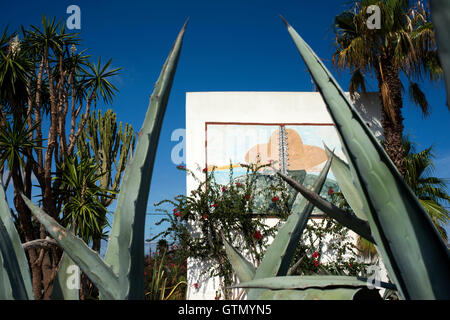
0 185 33 299
281 17 450 299
22 195 119 300
0 218 29 299
103 20 188 299
324 145 368 221
220 233 255 284
277 171 375 243
238 275 394 301
233 275 396 291
247 157 332 300
257 288 360 300
0 251 13 299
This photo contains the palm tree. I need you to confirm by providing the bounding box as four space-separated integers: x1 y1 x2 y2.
403 138 449 240
333 0 444 176
354 137 449 258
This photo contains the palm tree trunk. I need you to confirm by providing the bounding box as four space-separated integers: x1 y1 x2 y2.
377 56 406 177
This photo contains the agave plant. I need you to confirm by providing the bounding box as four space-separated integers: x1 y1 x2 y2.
224 16 450 300
0 21 187 300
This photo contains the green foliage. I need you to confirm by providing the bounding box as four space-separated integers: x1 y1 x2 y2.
156 161 370 299
153 162 290 299
144 248 187 300
55 155 112 243
403 139 450 240
0 116 42 171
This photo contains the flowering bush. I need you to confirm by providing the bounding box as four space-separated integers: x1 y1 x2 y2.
152 163 370 299
152 162 290 299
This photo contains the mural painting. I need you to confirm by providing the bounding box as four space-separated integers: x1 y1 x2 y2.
205 123 344 214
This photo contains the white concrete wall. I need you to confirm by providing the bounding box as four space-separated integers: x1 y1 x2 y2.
185 91 383 300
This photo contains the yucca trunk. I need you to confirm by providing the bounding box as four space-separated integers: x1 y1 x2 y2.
377 56 406 177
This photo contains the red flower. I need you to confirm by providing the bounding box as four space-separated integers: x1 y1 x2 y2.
211 203 217 208
193 283 199 289
173 208 179 213
170 263 175 268
235 182 242 187
328 188 334 195
245 194 251 201
175 212 181 217
177 165 185 169
312 251 319 258
202 214 208 220
349 263 353 268
222 186 227 192
253 230 263 240
203 167 208 173
314 261 319 267
271 196 279 202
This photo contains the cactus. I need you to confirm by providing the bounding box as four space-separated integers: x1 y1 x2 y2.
21 21 188 300
77 109 136 209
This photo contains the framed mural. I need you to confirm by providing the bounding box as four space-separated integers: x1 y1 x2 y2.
205 122 344 215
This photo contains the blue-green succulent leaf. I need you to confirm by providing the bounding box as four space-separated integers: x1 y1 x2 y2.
221 233 255 283
22 195 119 300
103 21 188 299
0 185 33 299
282 17 450 299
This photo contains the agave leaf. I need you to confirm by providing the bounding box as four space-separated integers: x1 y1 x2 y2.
0 217 29 299
21 195 119 300
220 233 255 283
0 252 13 299
282 17 450 299
431 0 450 108
247 158 333 299
257 288 359 300
0 185 33 299
276 157 332 276
233 275 396 290
277 171 375 243
324 145 368 221
50 253 80 300
103 21 188 299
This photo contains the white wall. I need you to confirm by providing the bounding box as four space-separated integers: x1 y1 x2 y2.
185 91 383 300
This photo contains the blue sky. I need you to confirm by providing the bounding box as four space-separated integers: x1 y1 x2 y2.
2 0 449 244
